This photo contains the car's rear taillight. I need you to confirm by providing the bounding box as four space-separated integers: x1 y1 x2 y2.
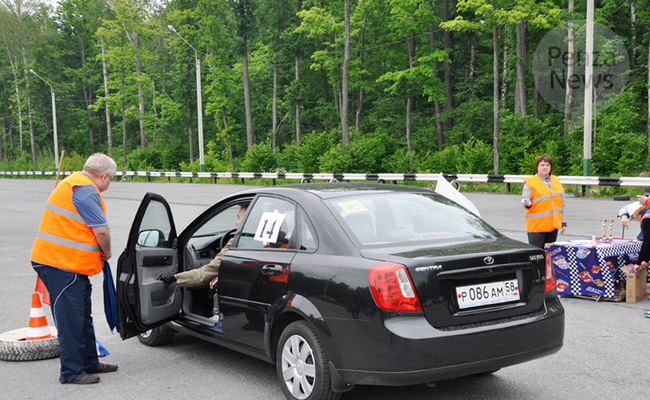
544 252 556 293
368 262 423 312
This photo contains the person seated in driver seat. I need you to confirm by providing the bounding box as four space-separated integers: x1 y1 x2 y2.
158 204 247 290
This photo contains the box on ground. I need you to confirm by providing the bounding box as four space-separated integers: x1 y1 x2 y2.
621 264 648 303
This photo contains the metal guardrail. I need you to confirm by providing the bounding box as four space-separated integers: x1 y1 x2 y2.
2 170 650 192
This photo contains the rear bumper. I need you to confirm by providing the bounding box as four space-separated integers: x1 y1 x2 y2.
337 337 562 386
330 299 564 386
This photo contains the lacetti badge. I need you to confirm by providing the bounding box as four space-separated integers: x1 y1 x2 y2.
415 265 442 272
483 256 495 265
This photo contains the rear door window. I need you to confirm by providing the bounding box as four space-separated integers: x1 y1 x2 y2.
237 196 295 249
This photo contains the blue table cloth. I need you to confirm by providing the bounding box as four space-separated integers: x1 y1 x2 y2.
546 238 642 298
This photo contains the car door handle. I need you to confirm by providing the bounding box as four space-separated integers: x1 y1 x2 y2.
262 264 284 276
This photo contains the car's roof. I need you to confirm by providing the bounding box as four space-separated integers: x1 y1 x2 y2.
248 182 435 200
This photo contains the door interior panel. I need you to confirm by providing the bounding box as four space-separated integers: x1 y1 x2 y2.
135 247 181 324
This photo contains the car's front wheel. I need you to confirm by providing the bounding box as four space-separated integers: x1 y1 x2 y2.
276 321 340 400
137 327 175 346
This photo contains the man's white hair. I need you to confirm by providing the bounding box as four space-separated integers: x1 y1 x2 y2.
83 153 117 178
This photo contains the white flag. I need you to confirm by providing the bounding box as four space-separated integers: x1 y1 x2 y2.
434 173 481 217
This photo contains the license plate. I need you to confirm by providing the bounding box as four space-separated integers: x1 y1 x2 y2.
456 279 520 309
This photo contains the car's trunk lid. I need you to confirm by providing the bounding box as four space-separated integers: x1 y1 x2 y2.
360 237 548 328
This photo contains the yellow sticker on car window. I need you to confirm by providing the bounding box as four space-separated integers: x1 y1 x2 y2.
338 200 367 213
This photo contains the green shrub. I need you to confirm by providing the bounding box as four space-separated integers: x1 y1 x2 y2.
126 147 163 170
415 145 463 173
319 132 397 173
60 151 86 172
459 138 493 174
276 143 300 172
383 148 414 173
319 143 353 172
297 132 336 173
240 141 278 172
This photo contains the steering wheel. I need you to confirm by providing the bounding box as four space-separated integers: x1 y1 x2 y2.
220 228 238 249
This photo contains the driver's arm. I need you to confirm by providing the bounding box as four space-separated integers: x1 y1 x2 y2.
175 238 233 287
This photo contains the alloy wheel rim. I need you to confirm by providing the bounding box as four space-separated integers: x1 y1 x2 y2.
281 334 316 399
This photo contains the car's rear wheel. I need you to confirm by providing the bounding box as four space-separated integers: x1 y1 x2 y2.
276 321 340 400
137 327 175 346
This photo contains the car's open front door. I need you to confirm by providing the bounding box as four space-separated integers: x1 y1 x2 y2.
117 192 182 339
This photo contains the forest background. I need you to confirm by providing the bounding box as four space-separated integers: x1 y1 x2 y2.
1 0 649 180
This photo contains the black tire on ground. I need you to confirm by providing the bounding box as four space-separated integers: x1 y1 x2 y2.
613 195 631 201
276 320 340 400
0 327 59 361
137 327 175 346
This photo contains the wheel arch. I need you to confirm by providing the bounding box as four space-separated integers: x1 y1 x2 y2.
270 309 353 397
267 294 334 365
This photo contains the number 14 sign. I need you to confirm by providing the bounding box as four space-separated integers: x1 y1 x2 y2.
254 211 286 244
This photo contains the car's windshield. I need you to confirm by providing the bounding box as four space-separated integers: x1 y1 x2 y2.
326 191 499 246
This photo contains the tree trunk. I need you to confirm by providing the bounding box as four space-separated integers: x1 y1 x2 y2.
121 36 127 167
341 0 351 145
272 61 278 149
151 82 157 142
221 104 235 173
22 48 37 167
467 34 475 100
242 37 255 151
135 53 146 150
5 45 23 152
493 25 500 174
564 1 574 137
406 33 415 165
501 29 509 110
355 87 364 133
647 37 650 162
443 0 454 131
100 36 113 157
272 0 282 149
295 54 301 145
631 1 636 66
428 25 444 151
79 36 95 153
295 4 302 145
8 110 15 150
188 105 195 163
354 15 367 132
0 110 5 162
514 18 527 116
124 26 146 150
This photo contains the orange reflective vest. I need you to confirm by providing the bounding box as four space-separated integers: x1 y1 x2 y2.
524 175 564 233
30 172 106 276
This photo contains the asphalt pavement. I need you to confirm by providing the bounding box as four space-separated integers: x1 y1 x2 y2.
0 178 648 400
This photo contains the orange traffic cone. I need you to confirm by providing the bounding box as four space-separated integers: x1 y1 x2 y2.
27 292 52 341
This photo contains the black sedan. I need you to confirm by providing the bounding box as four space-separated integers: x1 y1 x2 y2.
116 183 564 400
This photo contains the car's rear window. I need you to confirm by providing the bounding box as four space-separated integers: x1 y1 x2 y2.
326 192 499 246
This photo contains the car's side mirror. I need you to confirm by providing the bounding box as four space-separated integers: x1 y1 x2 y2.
137 229 164 247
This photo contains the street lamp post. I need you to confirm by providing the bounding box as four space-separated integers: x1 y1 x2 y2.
29 69 59 170
168 25 205 172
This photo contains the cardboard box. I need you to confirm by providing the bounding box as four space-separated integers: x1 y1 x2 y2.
621 264 648 303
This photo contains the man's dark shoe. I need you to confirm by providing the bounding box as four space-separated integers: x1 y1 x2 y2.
87 362 118 373
67 372 100 384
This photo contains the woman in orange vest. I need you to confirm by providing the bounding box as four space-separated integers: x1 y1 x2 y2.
521 154 567 249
